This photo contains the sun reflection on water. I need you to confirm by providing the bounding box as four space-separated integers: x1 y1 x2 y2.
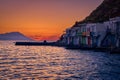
0 41 120 80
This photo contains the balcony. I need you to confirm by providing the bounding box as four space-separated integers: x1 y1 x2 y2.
82 32 90 37
76 32 82 36
90 32 99 37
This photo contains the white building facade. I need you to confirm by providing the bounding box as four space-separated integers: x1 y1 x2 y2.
61 17 120 48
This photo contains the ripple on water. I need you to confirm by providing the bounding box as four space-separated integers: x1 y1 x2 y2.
0 42 120 80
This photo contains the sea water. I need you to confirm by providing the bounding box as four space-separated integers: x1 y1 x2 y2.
0 41 120 80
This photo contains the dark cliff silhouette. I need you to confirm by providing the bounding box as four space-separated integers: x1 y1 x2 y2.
80 0 120 23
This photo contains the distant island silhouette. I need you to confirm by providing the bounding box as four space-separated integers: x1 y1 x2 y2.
0 32 32 40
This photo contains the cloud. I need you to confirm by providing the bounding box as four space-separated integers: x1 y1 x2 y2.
28 35 59 41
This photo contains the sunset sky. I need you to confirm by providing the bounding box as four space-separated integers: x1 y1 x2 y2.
0 0 103 41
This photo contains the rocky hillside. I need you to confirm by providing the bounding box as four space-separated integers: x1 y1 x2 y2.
80 0 120 23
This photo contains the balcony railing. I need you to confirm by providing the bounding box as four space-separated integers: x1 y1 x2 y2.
76 32 82 36
82 32 90 37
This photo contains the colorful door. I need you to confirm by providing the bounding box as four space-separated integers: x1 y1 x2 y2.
88 37 91 46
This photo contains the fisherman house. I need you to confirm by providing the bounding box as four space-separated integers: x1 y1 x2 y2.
61 17 120 48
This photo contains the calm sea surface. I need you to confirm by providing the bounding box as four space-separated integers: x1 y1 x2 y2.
0 41 120 80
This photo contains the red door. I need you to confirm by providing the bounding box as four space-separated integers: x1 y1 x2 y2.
88 37 91 46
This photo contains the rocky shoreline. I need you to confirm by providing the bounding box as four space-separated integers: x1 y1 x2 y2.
15 41 120 54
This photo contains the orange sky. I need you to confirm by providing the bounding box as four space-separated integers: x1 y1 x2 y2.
0 0 103 41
